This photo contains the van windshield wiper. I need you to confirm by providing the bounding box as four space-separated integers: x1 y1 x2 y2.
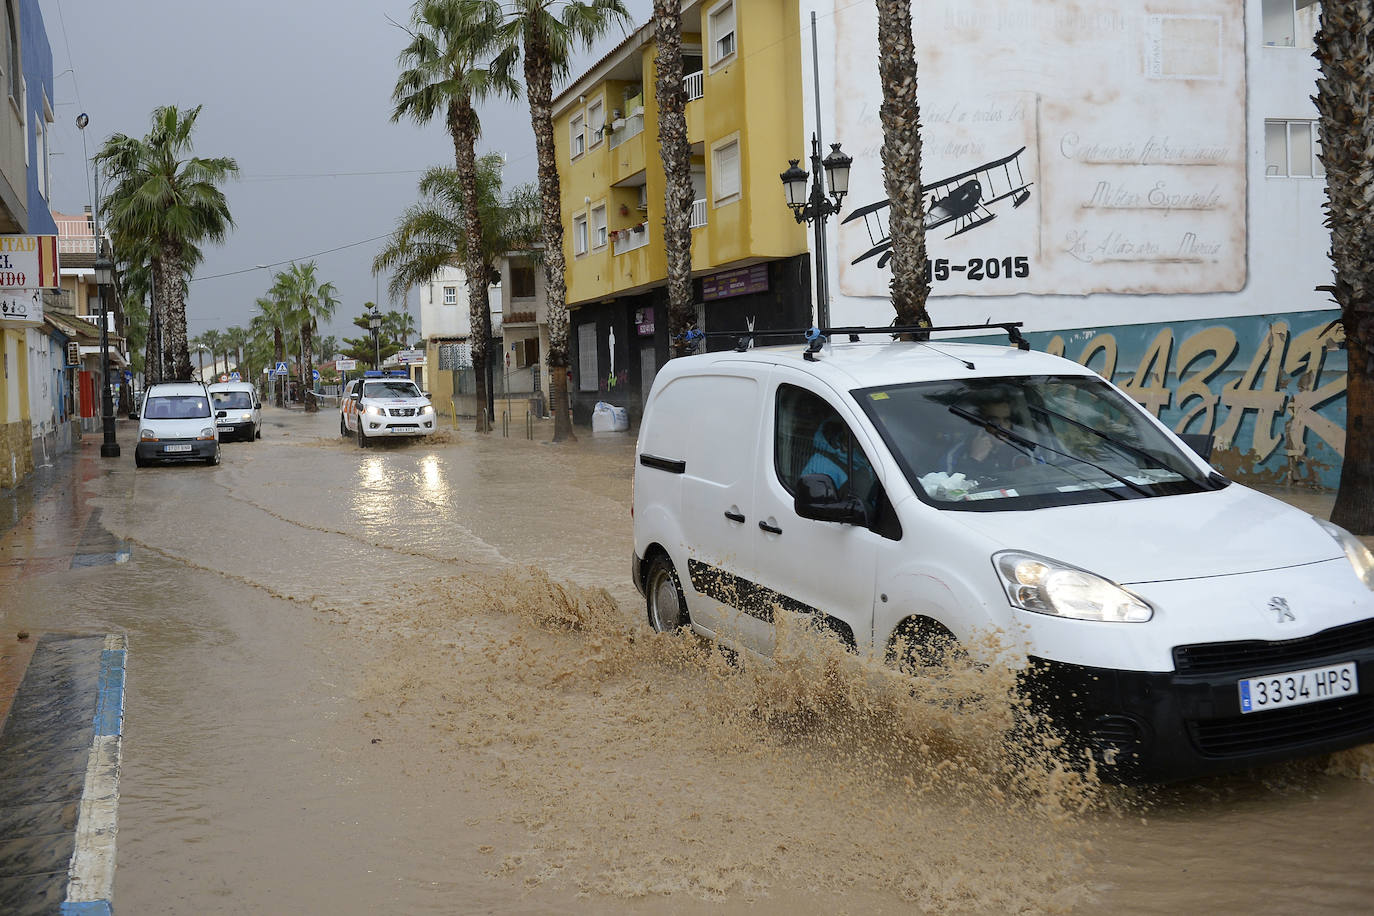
1025 403 1218 487
947 405 1151 499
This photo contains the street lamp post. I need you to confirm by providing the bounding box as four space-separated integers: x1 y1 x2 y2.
368 306 382 368
94 251 120 458
780 137 852 330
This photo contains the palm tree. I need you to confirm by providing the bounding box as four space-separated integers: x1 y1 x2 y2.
383 309 417 349
271 262 340 412
492 0 632 440
201 328 225 379
96 105 238 380
191 333 208 380
652 0 693 359
254 295 292 408
222 325 249 378
392 0 512 431
874 0 932 329
373 160 540 422
112 235 158 381
1315 3 1374 533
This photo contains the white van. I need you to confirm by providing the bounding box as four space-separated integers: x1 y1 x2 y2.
631 329 1374 782
208 381 262 442
135 381 221 467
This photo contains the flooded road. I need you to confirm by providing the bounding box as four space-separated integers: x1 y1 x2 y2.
3 407 1373 913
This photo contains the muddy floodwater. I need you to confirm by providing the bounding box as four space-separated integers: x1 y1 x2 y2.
3 407 1373 913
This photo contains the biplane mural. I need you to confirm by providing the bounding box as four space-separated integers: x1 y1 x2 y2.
842 147 1034 268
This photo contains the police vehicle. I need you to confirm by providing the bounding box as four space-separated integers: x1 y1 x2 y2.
340 370 436 447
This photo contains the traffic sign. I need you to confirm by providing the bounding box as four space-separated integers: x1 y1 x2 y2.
219 374 229 383
274 361 289 376
312 369 320 380
336 358 357 371
230 371 241 381
123 370 132 382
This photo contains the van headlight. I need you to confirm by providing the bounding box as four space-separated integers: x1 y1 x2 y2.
199 428 216 440
139 429 156 442
1315 518 1374 590
367 404 386 416
994 551 1153 622
420 404 434 415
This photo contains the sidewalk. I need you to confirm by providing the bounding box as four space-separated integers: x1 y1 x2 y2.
0 434 128 916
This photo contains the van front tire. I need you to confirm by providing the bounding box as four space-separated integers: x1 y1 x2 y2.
645 554 690 633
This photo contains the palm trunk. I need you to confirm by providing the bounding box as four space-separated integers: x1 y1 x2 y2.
273 328 285 408
654 0 694 360
150 258 176 384
1315 0 1374 533
163 246 193 380
524 34 575 441
302 321 317 412
875 0 932 328
450 95 492 433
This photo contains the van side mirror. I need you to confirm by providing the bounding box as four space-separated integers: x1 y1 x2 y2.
794 473 868 526
254 402 262 410
216 409 227 419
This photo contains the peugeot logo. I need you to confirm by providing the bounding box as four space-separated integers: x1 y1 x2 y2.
1269 596 1296 623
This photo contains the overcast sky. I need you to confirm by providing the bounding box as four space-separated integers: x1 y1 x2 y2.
37 0 650 344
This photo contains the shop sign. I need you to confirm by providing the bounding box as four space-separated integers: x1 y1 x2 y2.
0 289 43 325
702 264 768 301
0 235 59 289
635 307 655 336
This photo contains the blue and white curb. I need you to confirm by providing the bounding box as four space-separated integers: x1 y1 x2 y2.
61 634 126 916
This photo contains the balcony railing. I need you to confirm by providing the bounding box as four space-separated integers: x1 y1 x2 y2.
56 219 100 253
685 70 704 101
613 222 650 255
609 112 645 149
690 198 707 228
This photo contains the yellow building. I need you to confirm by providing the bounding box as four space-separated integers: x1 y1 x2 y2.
552 0 812 421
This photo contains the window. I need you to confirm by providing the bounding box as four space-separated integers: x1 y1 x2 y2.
1262 0 1321 49
591 204 607 249
34 122 44 198
442 285 457 306
587 100 605 146
5 1 17 105
578 323 598 391
573 213 589 255
570 113 585 158
712 137 741 203
708 0 736 66
1265 119 1325 178
510 265 536 298
774 384 882 522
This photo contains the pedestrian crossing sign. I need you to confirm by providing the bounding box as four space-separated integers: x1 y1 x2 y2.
230 371 241 381
274 361 289 376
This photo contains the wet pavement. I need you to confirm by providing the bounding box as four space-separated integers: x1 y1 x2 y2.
0 408 1372 914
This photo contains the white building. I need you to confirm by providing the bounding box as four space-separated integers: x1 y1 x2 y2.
796 0 1341 486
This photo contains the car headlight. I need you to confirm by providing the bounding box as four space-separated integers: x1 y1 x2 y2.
139 429 156 441
1315 518 1374 590
993 551 1153 622
420 404 434 415
199 427 216 440
240 412 253 422
367 404 386 416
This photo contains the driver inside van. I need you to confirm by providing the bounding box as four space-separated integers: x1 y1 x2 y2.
801 418 876 499
945 397 1030 476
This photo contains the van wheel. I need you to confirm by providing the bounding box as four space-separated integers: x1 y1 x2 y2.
207 445 221 467
357 424 368 448
255 425 262 439
135 453 147 468
645 554 690 633
888 617 963 673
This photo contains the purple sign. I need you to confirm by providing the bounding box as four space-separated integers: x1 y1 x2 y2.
635 307 655 336
702 264 769 301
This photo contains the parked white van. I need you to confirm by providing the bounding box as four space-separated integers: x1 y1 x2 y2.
631 328 1374 782
135 381 221 467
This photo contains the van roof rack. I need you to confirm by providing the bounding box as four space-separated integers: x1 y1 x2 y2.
685 322 1029 354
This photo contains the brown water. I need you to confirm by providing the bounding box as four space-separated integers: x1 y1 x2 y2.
3 407 1372 913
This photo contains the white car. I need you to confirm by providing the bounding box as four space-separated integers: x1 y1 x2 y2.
630 326 1374 783
208 381 262 442
135 380 221 467
340 371 436 447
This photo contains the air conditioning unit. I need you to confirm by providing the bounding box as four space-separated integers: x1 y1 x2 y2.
67 341 81 366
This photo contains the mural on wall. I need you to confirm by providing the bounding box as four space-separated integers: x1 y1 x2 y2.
1022 312 1347 488
834 1 1247 297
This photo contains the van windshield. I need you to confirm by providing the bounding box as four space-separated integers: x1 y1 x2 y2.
362 381 421 399
144 395 212 420
211 391 253 409
856 375 1216 510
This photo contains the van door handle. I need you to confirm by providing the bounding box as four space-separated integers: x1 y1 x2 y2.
724 510 745 523
758 521 783 535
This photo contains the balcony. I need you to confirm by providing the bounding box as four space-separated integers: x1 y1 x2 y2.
609 111 645 148
612 222 650 255
685 70 704 101
56 219 99 253
690 198 707 229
